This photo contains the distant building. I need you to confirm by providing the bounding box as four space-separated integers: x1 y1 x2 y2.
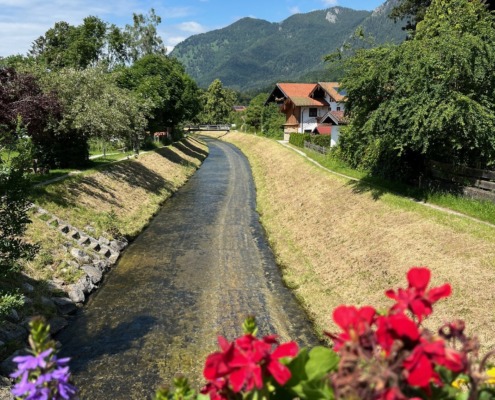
233 105 247 112
265 82 347 144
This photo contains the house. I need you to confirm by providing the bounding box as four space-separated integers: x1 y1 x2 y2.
265 82 346 144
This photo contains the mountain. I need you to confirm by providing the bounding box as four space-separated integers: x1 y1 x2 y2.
170 0 406 91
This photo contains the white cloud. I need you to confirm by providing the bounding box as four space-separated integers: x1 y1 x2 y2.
289 6 301 14
177 21 206 34
322 0 338 6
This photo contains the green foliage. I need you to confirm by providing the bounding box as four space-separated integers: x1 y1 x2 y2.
30 9 167 70
200 79 235 124
244 94 284 138
118 55 200 131
41 66 147 158
337 0 495 181
0 135 38 276
289 134 311 148
171 7 405 91
311 135 332 147
0 290 23 320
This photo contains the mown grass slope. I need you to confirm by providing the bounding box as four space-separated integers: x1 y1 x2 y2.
211 132 495 351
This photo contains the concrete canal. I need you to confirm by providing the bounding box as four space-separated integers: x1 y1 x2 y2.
57 136 318 399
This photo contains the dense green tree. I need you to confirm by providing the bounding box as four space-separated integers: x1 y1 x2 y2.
200 79 236 124
338 0 495 180
244 93 284 137
390 0 495 31
117 54 198 133
0 131 37 277
42 67 148 157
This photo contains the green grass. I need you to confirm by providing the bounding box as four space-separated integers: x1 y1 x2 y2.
296 146 495 226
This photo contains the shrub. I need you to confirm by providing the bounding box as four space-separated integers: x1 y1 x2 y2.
289 133 311 148
310 135 332 148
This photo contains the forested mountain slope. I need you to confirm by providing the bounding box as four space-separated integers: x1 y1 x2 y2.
171 0 405 90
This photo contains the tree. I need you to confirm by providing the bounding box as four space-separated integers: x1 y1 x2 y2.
337 0 495 181
125 8 167 63
42 67 148 157
0 67 64 167
201 79 236 124
118 54 200 133
0 129 37 277
390 0 495 31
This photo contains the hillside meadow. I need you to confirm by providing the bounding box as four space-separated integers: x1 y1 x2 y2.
203 132 495 352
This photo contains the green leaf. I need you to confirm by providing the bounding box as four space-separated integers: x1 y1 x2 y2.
305 346 339 381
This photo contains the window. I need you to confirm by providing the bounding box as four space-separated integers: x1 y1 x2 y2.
336 106 341 111
309 108 317 117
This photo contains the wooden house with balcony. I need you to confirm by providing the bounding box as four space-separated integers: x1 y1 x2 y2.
266 82 346 143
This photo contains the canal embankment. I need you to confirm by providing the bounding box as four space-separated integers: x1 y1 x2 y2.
207 131 495 353
0 137 208 390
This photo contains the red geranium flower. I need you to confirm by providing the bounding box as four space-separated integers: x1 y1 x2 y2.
386 267 451 321
203 333 298 393
376 313 420 354
327 305 376 351
403 337 466 389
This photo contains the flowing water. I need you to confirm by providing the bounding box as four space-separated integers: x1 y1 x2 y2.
57 137 318 399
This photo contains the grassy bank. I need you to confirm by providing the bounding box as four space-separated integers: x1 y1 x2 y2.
24 136 209 286
208 132 495 351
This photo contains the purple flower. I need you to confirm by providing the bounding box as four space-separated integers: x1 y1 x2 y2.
11 349 53 378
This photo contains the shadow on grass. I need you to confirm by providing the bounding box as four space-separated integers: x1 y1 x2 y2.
173 140 208 162
346 175 428 202
154 146 189 165
182 138 209 158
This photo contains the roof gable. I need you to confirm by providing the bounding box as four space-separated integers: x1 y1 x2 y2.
316 82 346 102
266 83 328 107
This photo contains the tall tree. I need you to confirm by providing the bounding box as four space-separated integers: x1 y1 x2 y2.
390 0 495 31
42 67 148 157
201 79 236 124
338 0 495 180
117 54 199 132
125 9 167 63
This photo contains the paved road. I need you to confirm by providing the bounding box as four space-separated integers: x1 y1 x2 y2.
57 137 318 399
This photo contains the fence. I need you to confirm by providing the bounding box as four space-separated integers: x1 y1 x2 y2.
304 141 329 155
429 160 495 202
187 125 231 132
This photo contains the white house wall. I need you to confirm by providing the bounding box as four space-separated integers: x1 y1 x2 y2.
331 126 340 147
300 107 327 133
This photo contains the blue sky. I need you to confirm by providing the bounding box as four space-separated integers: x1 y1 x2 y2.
0 0 384 57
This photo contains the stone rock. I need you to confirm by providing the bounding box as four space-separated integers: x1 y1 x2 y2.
0 340 4 348
52 297 77 315
108 253 119 265
81 265 103 285
98 236 111 246
85 225 96 233
75 275 94 294
0 350 24 376
67 285 85 303
0 321 28 343
93 259 109 272
8 310 20 322
40 296 56 312
109 239 127 252
89 240 101 252
99 247 112 258
48 317 68 335
70 248 91 264
0 373 14 400
22 296 32 307
46 279 65 292
22 282 34 293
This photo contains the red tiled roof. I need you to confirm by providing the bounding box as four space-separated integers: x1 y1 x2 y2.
318 82 346 102
329 110 348 124
314 125 332 135
277 83 328 107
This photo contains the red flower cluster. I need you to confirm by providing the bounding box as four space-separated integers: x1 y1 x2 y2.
327 267 467 398
201 333 298 399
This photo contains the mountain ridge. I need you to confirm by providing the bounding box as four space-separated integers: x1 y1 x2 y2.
171 0 405 91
